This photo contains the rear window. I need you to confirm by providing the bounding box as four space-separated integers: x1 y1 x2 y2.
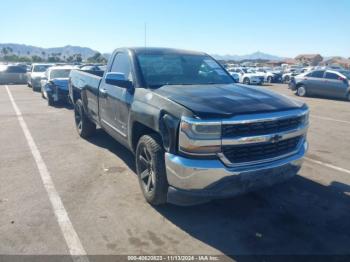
6 66 27 73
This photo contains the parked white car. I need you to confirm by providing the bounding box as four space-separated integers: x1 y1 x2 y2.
229 68 264 85
27 63 53 91
282 67 312 83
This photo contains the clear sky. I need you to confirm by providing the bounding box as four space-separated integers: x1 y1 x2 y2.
1 0 349 57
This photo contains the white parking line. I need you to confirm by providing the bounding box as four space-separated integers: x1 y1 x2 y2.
305 157 350 175
5 86 89 261
311 115 350 124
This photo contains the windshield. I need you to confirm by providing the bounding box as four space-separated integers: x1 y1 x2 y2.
50 69 71 79
340 70 350 79
136 54 233 88
33 65 51 72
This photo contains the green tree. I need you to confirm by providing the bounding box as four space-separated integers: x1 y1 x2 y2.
48 56 61 63
31 55 43 62
1 47 13 56
87 52 107 63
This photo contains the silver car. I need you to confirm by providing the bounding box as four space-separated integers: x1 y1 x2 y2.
289 69 350 100
0 65 28 85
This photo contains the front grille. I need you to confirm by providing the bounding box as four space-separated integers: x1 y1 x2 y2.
222 115 305 138
222 136 302 164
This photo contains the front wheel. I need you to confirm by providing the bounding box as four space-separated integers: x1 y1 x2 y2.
47 94 55 106
243 78 250 85
136 134 168 205
41 87 45 99
74 99 96 138
296 85 307 97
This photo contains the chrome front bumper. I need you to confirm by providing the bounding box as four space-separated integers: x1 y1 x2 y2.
165 141 307 205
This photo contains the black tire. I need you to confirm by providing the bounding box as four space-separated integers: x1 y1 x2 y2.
41 87 45 99
27 83 31 88
284 76 290 84
243 78 250 85
136 134 168 205
346 92 350 101
296 85 307 97
267 76 272 83
47 94 55 106
74 99 96 138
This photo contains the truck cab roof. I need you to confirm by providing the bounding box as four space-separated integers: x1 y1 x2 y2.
117 47 206 56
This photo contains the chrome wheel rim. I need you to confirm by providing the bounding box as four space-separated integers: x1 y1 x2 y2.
74 107 82 131
138 146 155 193
298 86 306 96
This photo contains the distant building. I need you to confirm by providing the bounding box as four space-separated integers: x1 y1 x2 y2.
264 58 297 67
295 54 323 66
320 57 350 69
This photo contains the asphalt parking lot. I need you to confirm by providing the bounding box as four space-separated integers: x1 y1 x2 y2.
1 83 350 260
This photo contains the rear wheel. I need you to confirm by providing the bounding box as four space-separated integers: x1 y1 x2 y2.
74 99 96 138
136 134 168 205
284 76 290 83
297 85 307 97
346 92 350 101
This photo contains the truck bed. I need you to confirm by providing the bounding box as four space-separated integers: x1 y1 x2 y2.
69 69 103 112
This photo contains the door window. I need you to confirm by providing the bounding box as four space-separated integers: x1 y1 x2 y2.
310 70 325 78
325 72 340 80
110 52 133 81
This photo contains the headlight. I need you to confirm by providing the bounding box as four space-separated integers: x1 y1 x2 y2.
302 111 310 125
178 117 221 156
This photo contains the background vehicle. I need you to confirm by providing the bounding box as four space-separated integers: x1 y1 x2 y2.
0 65 27 84
229 68 264 85
289 69 350 100
27 63 53 91
79 64 105 71
256 68 282 83
69 47 309 206
40 66 75 106
229 72 240 83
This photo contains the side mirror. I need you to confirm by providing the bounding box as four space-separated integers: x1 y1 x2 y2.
105 72 133 89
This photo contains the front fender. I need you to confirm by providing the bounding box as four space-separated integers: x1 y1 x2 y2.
129 100 180 154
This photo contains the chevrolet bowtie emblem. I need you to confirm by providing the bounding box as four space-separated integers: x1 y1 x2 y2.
270 134 283 143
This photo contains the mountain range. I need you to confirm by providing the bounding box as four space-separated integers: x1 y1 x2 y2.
211 51 286 61
0 43 99 60
1 43 286 61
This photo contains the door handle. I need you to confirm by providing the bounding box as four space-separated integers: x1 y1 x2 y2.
100 88 108 97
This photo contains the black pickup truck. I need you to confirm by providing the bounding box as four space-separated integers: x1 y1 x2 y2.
69 47 309 206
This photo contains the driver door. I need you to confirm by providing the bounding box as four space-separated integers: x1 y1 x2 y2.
99 52 133 139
